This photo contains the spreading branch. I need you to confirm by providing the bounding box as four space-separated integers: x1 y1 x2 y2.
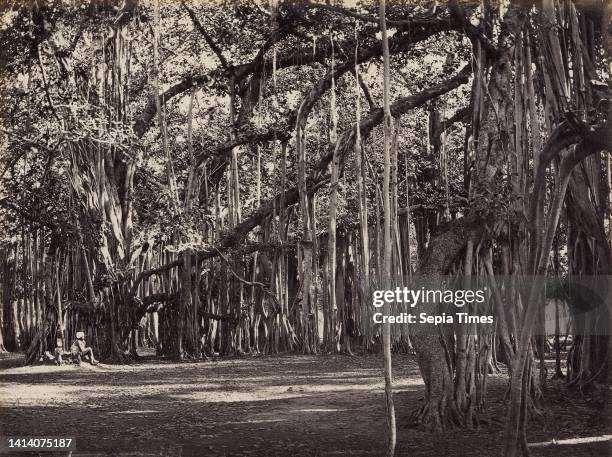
131 13 454 140
182 3 232 72
194 121 295 167
432 105 471 138
132 74 210 138
130 65 472 293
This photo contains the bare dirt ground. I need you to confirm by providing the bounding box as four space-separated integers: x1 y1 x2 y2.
0 352 610 457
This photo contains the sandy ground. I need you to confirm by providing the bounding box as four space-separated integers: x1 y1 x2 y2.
0 352 610 457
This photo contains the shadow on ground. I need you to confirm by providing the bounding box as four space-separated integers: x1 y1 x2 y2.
0 352 609 456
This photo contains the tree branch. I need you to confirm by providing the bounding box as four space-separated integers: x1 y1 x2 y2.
432 105 471 138
182 2 232 71
356 71 376 110
194 119 295 167
132 74 210 138
448 0 501 58
204 17 454 190
132 13 453 140
130 65 471 292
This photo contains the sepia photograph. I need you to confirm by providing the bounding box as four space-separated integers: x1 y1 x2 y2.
0 0 611 455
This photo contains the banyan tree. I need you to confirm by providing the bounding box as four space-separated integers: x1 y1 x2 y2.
0 1 610 456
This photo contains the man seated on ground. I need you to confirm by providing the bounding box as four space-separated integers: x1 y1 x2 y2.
71 331 98 365
54 337 71 365
43 337 70 365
